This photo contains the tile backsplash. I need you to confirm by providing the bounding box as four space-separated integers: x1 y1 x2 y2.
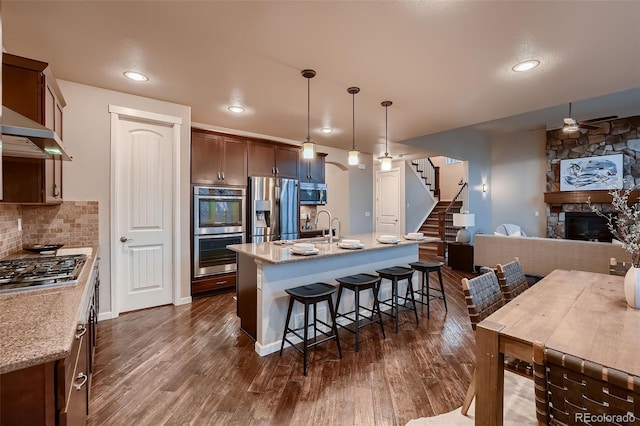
22 201 99 248
0 205 23 258
0 201 99 258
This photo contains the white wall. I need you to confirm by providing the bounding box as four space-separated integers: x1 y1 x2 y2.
324 162 349 233
404 162 434 233
431 156 466 200
315 145 374 235
490 129 547 237
402 126 548 239
347 154 374 234
403 128 492 236
59 80 191 318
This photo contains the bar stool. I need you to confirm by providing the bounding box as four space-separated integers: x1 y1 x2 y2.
409 261 447 319
375 266 419 333
279 282 342 376
334 273 386 352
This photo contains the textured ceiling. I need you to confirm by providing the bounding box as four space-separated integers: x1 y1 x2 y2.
3 1 640 157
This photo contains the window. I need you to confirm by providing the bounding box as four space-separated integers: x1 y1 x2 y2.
445 157 461 165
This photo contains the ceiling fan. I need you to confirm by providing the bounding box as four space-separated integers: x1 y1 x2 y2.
561 102 618 134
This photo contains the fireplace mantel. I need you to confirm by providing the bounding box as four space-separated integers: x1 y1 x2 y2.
544 190 640 205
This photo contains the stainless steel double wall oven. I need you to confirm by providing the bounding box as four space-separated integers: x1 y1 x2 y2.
193 186 245 278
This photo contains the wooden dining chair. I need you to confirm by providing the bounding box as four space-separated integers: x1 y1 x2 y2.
496 257 529 302
461 270 533 416
533 341 640 425
609 257 633 277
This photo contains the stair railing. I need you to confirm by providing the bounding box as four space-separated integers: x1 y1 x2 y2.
413 158 440 198
438 182 468 243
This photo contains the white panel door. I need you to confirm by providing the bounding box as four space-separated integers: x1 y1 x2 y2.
113 114 174 313
376 170 401 235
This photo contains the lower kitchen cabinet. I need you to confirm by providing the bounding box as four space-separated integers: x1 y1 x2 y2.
0 324 90 425
0 265 98 425
192 272 236 296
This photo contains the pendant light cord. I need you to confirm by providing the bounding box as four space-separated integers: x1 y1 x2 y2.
352 91 356 150
307 77 311 142
385 103 389 156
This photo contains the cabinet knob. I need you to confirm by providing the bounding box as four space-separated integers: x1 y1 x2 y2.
221 171 225 180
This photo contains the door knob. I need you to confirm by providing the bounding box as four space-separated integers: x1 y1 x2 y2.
120 236 133 243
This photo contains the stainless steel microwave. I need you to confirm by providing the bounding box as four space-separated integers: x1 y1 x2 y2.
299 182 327 205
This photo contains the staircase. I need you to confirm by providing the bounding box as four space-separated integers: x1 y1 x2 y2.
418 200 463 258
411 158 440 199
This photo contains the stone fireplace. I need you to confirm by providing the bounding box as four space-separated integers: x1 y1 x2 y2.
564 211 613 242
545 115 640 238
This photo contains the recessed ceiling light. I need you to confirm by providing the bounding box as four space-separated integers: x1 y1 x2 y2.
512 60 540 72
228 105 245 113
123 71 149 82
320 127 333 134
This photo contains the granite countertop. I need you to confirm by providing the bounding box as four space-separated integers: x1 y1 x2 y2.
0 246 100 374
228 232 430 265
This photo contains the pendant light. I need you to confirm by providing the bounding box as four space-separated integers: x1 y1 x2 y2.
301 69 316 159
379 100 393 171
347 87 360 166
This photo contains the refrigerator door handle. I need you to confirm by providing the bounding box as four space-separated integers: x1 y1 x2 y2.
273 184 280 238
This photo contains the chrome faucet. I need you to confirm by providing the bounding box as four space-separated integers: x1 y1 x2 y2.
331 217 342 243
315 209 332 242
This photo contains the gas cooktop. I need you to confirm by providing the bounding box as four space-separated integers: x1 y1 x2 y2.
0 254 87 293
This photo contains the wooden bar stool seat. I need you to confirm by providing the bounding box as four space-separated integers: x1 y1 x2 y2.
279 282 342 376
335 273 386 352
409 261 447 318
375 266 419 333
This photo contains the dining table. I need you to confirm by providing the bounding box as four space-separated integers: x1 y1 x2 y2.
475 269 640 425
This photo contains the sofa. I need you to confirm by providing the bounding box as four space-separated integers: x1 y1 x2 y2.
474 234 632 276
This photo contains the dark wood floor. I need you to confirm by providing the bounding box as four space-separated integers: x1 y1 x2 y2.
88 262 476 425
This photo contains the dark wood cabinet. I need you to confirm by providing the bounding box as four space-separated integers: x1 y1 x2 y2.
298 152 327 183
447 242 475 272
2 53 64 204
191 129 247 186
192 272 236 296
248 140 299 179
0 262 98 425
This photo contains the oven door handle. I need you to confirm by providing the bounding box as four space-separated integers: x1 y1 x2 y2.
196 196 245 201
196 233 244 240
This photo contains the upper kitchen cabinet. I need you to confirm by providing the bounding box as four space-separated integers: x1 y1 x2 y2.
191 128 247 186
248 140 299 179
2 53 65 204
298 152 327 184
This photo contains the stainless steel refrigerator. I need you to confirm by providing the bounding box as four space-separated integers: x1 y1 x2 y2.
248 176 299 242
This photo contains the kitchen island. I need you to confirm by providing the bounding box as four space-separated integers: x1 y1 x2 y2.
228 233 422 356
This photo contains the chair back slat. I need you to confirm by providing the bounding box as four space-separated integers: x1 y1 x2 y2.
461 270 504 330
533 341 640 425
496 257 529 302
610 257 633 277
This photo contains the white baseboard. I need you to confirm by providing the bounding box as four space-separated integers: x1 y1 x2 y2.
97 297 191 321
97 311 116 321
175 296 192 306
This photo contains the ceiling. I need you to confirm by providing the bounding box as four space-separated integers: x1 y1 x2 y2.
2 1 640 158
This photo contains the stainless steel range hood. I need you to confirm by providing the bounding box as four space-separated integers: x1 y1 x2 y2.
1 106 72 161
